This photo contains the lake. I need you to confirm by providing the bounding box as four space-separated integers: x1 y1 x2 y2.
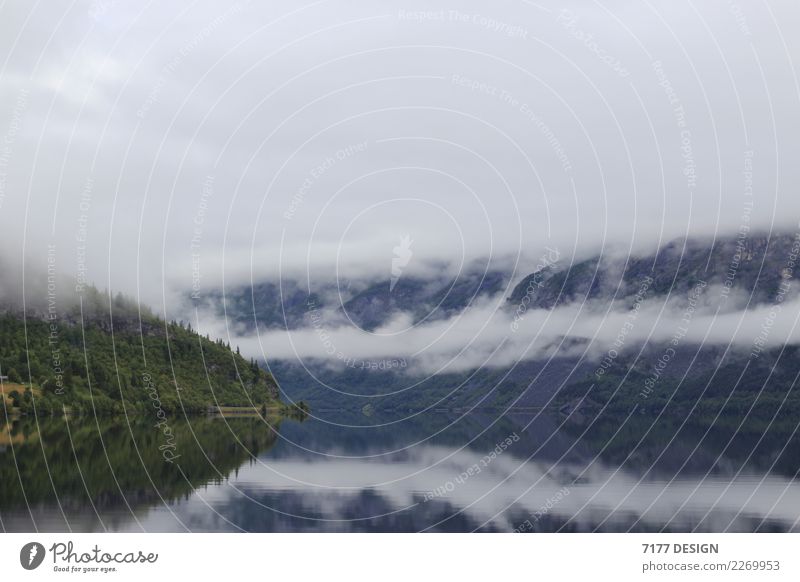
2 410 799 532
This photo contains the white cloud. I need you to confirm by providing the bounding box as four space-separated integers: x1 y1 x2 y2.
0 0 798 315
215 287 800 374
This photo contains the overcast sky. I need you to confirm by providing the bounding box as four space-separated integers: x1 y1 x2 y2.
1 0 799 314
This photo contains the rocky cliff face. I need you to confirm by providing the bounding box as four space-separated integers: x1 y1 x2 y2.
198 269 508 332
508 233 799 311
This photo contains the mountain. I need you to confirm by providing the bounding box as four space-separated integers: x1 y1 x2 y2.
196 269 509 332
507 233 798 309
207 231 800 419
341 270 506 330
0 286 288 415
196 280 321 331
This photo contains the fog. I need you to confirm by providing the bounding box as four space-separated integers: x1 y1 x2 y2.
189 283 799 373
1 1 799 310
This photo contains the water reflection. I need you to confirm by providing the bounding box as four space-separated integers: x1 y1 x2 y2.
1 412 799 532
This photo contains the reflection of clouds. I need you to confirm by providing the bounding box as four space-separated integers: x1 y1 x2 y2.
134 445 800 532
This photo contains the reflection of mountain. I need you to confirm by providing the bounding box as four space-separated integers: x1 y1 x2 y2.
271 411 800 480
4 412 799 532
189 446 800 533
270 356 590 411
270 410 587 461
0 416 282 530
123 415 800 532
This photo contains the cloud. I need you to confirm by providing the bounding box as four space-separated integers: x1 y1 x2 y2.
0 0 799 318
214 283 800 375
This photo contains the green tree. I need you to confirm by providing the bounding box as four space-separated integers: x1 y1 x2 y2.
8 390 20 407
7 367 21 383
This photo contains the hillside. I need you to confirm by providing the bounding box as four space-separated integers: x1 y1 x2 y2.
0 286 286 415
260 231 800 416
196 269 509 332
507 233 800 309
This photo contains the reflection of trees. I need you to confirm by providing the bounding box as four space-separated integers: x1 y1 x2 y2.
564 415 800 478
270 411 539 459
0 416 281 510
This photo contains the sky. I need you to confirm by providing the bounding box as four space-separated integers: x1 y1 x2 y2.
1 0 799 367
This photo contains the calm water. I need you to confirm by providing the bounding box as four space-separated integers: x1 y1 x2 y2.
2 411 799 532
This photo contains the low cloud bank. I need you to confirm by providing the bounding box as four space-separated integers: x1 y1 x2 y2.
203 284 800 375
